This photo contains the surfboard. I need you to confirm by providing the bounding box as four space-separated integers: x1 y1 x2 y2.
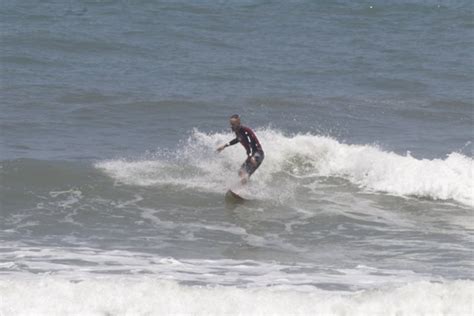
225 189 245 203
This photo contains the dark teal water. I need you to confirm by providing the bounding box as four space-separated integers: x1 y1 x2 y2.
1 1 473 314
1 0 472 160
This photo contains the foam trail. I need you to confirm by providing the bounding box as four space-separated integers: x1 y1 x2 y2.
96 129 473 206
1 277 472 316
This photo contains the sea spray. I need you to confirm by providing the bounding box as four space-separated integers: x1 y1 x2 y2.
96 129 474 206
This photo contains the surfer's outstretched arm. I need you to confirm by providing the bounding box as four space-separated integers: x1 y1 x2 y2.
217 138 238 152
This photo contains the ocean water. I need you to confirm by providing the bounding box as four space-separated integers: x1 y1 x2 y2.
1 0 473 315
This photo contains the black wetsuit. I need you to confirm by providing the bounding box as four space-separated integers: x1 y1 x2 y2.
227 126 264 176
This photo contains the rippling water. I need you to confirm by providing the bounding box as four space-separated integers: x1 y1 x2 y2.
1 0 473 315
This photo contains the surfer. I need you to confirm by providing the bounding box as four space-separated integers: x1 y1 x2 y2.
217 114 264 185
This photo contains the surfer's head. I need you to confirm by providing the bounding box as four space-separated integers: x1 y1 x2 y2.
229 114 241 132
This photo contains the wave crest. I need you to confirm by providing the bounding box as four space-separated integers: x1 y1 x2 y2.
96 129 473 206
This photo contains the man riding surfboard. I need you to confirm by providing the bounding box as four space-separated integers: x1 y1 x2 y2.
217 114 264 185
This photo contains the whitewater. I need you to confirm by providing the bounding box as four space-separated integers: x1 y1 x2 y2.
1 277 472 315
97 129 474 207
2 0 473 314
3 129 472 315
2 136 473 316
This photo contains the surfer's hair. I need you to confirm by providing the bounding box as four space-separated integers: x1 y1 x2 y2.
230 114 240 119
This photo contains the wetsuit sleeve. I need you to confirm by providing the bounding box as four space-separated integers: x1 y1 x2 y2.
228 138 239 146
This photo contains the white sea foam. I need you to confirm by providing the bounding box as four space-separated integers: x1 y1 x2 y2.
1 277 472 316
2 245 433 290
2 243 472 315
96 129 474 206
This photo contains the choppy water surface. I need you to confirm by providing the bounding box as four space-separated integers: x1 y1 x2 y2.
1 0 473 315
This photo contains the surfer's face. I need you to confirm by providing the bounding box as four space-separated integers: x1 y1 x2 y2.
230 118 240 132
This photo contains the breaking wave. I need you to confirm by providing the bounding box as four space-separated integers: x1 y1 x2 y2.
96 129 473 206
